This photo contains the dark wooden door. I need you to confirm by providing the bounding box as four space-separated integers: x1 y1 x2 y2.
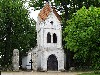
47 54 58 71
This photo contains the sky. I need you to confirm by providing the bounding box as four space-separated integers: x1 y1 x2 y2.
24 0 60 22
29 7 40 21
24 1 40 21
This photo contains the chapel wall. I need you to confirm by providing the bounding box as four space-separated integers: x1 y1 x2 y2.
40 49 64 71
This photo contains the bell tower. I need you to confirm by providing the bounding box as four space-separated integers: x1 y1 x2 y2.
36 3 62 49
35 2 65 71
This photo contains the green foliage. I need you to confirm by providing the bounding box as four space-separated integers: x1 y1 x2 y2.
78 71 100 75
64 6 100 69
0 0 36 67
29 0 100 20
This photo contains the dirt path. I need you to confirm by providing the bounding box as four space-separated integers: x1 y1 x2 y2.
1 71 82 75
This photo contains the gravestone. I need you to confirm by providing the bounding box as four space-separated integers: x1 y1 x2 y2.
12 49 19 71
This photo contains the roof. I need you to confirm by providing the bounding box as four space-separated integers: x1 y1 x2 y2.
52 7 61 21
38 3 61 21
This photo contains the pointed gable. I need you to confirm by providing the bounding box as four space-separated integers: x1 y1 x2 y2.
38 3 61 22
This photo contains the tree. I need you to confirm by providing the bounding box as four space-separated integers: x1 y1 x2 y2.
64 6 100 69
0 0 36 68
29 0 100 20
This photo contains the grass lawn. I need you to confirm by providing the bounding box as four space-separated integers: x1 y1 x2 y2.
79 72 100 75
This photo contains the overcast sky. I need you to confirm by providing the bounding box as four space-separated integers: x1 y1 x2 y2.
24 1 40 21
29 8 40 21
24 0 61 21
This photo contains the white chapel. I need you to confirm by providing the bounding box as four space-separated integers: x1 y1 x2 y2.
22 2 66 71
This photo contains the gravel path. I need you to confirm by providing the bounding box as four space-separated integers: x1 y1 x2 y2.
1 71 82 75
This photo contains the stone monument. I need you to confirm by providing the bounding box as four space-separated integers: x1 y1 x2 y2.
12 49 19 71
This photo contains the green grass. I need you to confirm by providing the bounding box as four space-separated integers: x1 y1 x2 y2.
79 73 100 75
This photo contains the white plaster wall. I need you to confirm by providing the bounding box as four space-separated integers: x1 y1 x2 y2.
36 11 62 49
22 52 32 69
37 50 41 70
44 12 61 29
43 29 62 48
37 29 44 48
26 52 31 69
41 49 64 71
22 56 27 69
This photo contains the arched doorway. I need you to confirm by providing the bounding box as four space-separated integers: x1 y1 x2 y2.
47 54 58 71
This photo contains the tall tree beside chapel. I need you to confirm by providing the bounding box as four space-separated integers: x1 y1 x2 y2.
64 6 100 69
0 0 36 68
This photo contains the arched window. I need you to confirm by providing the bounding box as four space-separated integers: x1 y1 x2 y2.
47 32 51 43
53 33 57 43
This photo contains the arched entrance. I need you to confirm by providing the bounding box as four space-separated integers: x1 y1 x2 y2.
47 54 58 71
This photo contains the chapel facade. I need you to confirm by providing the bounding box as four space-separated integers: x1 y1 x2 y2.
22 2 65 71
